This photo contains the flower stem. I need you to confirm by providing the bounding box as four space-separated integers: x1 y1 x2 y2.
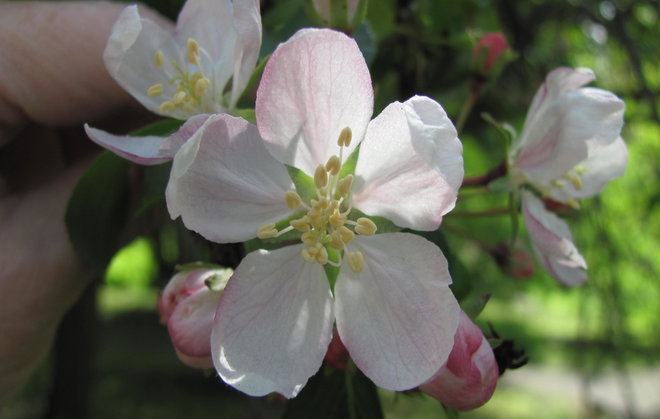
455 79 482 134
461 161 507 188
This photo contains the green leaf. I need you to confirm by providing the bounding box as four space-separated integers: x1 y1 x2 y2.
135 162 172 216
65 151 131 268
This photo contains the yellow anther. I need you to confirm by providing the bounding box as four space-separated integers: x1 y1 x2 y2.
257 223 278 239
567 198 580 210
194 77 211 96
338 175 354 198
154 50 165 68
159 101 176 114
347 251 364 273
325 155 341 175
328 231 345 249
329 209 346 228
285 190 302 209
186 38 200 64
564 173 583 190
337 126 352 147
574 165 587 175
147 84 163 96
290 216 311 232
172 91 187 105
301 231 318 247
339 226 355 244
355 217 377 236
301 248 316 263
551 179 566 188
316 246 329 264
314 164 328 189
309 213 325 231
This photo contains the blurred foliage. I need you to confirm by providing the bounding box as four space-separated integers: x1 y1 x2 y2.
5 0 659 418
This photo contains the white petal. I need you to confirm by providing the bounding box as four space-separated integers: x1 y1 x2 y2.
84 125 170 165
212 245 334 398
256 28 373 175
166 114 294 243
522 67 596 134
514 87 624 185
229 0 262 108
546 136 628 202
352 99 462 230
522 192 587 286
104 5 181 116
335 233 460 391
84 114 211 165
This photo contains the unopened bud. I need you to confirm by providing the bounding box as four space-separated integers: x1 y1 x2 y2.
471 32 511 79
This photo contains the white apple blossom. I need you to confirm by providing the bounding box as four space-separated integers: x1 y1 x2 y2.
165 28 464 398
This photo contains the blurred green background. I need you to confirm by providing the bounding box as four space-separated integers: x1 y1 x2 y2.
2 0 659 418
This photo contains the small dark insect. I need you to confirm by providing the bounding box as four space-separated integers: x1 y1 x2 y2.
488 324 529 376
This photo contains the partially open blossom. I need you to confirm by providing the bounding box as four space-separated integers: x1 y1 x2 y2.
421 311 498 411
509 67 626 285
521 191 587 286
305 0 367 33
85 0 261 164
165 28 464 398
105 0 261 118
471 32 510 78
158 267 232 368
509 67 627 208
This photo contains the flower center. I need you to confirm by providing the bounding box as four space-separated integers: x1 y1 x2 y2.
545 165 587 208
147 38 213 115
257 127 377 273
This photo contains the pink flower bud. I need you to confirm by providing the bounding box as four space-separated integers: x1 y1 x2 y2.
420 311 498 411
472 32 509 77
158 268 231 369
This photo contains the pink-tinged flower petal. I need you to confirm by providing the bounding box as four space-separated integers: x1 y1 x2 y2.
158 267 229 323
352 97 462 230
335 233 460 391
421 311 498 411
546 136 628 202
166 114 293 243
522 191 587 286
256 28 373 175
84 114 211 165
104 5 181 116
212 245 334 398
176 0 262 109
522 67 596 140
168 286 220 369
514 86 624 185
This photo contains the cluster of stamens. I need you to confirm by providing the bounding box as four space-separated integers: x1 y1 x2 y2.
545 165 587 208
147 39 213 115
257 127 377 274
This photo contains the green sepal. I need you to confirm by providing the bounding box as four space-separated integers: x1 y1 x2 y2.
459 293 491 319
232 108 256 125
339 145 360 179
286 164 316 202
324 246 341 294
480 112 516 147
131 118 184 137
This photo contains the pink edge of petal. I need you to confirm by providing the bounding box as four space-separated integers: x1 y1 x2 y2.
84 124 171 165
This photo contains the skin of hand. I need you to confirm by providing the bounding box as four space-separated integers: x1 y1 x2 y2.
0 1 171 400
